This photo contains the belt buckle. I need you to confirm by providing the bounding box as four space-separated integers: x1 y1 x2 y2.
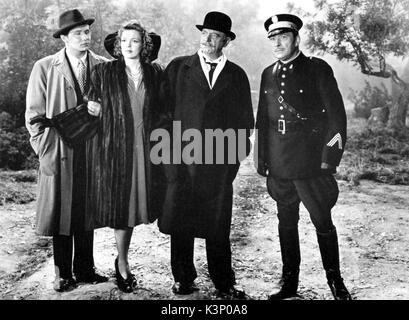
278 119 286 134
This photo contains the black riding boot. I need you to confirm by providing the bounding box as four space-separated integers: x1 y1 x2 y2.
317 228 352 300
269 226 301 300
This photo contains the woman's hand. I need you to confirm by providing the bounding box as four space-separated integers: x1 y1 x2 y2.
87 101 101 117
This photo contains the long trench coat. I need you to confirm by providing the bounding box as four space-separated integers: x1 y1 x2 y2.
25 48 107 236
158 53 254 239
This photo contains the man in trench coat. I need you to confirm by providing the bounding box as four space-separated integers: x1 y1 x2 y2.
158 11 254 299
25 9 108 292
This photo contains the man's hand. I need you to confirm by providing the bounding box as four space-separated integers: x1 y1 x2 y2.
321 162 336 174
87 101 101 117
256 161 268 177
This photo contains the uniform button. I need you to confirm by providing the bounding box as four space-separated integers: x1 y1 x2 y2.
264 90 267 93
279 106 284 110
281 82 285 86
283 67 287 71
299 89 303 93
282 74 286 78
281 90 285 94
280 115 284 118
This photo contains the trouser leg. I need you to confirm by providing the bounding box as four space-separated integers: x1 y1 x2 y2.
267 176 301 272
206 235 235 290
267 176 301 299
53 235 73 279
294 175 351 300
73 231 94 277
170 233 197 284
293 175 338 233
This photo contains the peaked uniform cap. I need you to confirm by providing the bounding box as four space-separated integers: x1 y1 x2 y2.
264 14 303 38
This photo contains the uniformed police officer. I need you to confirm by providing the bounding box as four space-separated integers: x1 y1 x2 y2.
255 14 351 300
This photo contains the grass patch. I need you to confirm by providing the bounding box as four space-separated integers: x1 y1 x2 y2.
0 170 37 205
337 119 409 185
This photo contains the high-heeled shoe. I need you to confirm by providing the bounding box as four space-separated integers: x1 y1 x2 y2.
114 257 137 293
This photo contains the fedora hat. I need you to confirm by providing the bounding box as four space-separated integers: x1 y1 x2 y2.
103 31 161 61
196 11 236 40
53 9 95 38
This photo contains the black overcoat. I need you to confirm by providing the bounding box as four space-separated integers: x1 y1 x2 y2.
158 53 254 239
255 52 347 179
85 59 166 228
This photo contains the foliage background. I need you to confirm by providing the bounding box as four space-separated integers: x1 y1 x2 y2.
0 0 408 173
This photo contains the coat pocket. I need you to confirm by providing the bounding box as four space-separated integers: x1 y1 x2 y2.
38 129 59 176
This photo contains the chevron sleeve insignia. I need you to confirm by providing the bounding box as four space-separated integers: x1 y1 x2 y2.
326 133 343 150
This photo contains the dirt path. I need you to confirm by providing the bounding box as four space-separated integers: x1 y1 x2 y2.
1 154 408 300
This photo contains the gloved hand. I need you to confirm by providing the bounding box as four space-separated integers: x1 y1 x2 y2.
29 115 54 131
256 160 268 177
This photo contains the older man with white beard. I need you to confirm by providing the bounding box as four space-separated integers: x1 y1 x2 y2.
159 11 254 299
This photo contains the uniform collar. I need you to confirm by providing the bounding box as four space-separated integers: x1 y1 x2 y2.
277 51 306 71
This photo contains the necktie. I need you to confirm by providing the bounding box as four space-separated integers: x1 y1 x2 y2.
78 60 87 94
206 62 218 86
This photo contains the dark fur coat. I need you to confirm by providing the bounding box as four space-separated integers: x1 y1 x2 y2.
86 58 165 228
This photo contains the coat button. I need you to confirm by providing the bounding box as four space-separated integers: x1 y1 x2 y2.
281 82 285 86
280 115 284 118
281 90 285 94
279 106 283 110
283 67 287 71
299 89 303 93
282 74 286 78
264 90 267 93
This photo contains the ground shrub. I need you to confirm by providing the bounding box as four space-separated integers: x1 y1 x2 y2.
348 81 393 119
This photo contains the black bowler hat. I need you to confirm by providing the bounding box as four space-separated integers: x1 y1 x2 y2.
103 31 161 62
264 14 303 38
196 11 236 40
53 9 95 38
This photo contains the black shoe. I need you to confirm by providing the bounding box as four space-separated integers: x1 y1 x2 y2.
327 275 352 300
53 277 77 292
75 270 108 284
216 286 247 300
114 257 137 293
172 282 199 295
268 271 299 300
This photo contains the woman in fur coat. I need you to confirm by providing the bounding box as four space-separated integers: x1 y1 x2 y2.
86 21 165 292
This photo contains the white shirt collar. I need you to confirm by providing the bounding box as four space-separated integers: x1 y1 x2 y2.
66 49 88 68
197 50 227 89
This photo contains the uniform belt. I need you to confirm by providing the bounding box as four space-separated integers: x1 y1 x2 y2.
271 119 306 134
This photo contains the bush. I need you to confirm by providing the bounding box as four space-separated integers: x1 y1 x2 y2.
337 126 409 185
0 112 37 170
348 81 393 119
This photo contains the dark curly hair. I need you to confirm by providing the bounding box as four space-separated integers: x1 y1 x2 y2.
113 20 153 63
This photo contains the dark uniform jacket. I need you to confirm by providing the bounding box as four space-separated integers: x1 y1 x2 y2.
256 52 347 179
158 53 254 238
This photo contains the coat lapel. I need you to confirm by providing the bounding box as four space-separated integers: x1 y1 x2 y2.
53 48 76 90
208 61 232 101
185 54 209 91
